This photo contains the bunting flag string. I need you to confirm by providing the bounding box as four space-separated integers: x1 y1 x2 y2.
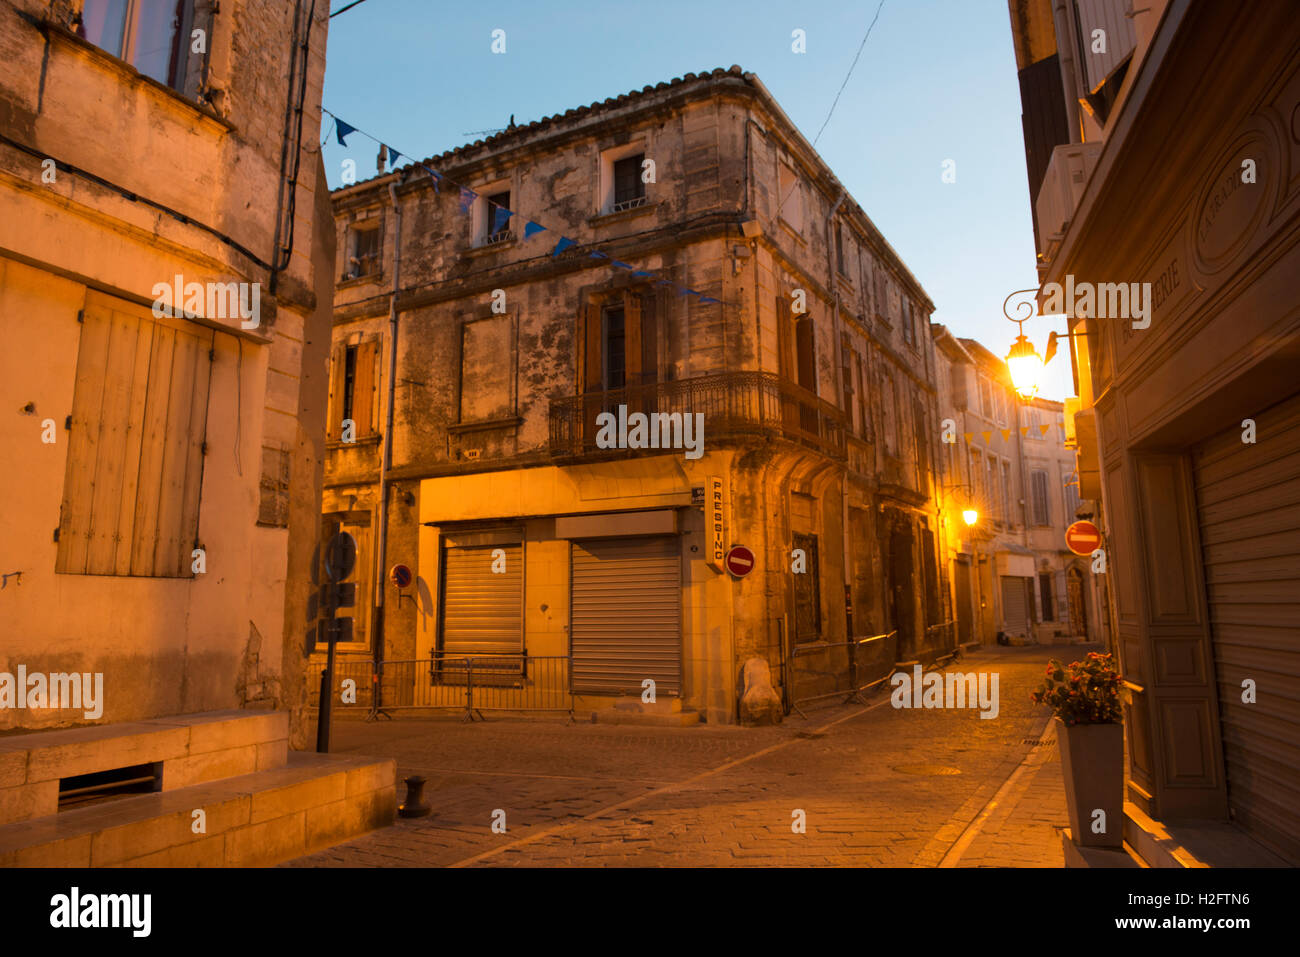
321 107 726 308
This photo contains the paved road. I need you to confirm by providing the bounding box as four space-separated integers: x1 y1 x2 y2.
285 643 1082 867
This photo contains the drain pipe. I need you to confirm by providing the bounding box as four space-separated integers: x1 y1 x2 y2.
824 190 851 644
371 175 404 714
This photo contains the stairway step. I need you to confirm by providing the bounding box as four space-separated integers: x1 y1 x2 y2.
0 751 395 867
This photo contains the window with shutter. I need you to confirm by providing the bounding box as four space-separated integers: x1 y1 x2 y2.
613 155 646 210
1031 469 1051 525
57 291 213 578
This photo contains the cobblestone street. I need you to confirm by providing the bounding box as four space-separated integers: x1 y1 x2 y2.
286 644 1083 867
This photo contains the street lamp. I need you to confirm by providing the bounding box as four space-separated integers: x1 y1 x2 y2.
944 483 979 528
1002 289 1091 400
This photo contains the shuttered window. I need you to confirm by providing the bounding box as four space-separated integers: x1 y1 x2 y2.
1031 468 1051 525
1193 394 1300 863
571 536 681 694
56 291 213 578
440 543 523 658
328 338 378 441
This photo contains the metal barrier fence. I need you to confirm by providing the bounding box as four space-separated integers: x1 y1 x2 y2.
785 631 899 717
308 653 574 721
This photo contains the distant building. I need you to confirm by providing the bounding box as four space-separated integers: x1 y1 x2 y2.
932 326 1106 649
322 67 949 724
1009 0 1300 864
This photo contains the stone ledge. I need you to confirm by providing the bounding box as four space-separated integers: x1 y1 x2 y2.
0 751 395 868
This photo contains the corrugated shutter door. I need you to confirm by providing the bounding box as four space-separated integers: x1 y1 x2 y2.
571 537 681 695
441 544 522 657
1000 576 1030 638
1193 394 1300 863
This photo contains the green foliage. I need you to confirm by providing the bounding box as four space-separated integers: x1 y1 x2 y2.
1030 652 1123 725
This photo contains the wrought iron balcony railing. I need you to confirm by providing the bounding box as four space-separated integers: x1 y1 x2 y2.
548 371 847 460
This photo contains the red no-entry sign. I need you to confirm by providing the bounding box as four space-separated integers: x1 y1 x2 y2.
724 545 755 578
1065 520 1102 556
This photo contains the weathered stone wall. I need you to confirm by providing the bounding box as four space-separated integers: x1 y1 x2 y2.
0 0 332 732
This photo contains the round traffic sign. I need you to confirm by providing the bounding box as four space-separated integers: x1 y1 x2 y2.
324 531 357 582
724 545 756 578
390 563 412 588
1065 520 1102 556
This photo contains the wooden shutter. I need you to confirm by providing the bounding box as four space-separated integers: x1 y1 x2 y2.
582 301 602 393
326 343 346 441
777 295 793 379
57 292 212 578
623 291 642 387
352 338 378 437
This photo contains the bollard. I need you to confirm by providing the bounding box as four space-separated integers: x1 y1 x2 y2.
398 775 432 818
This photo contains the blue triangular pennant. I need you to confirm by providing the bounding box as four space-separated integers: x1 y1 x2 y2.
458 187 477 215
698 296 721 305
552 236 576 257
389 149 403 169
632 271 653 278
491 204 513 234
589 251 609 259
612 261 633 270
334 119 357 146
524 221 546 239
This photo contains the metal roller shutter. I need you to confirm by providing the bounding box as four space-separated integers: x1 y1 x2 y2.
571 537 681 695
1193 394 1300 863
441 544 523 658
1000 575 1032 639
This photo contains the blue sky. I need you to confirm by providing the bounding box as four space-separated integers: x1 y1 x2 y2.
321 0 1072 400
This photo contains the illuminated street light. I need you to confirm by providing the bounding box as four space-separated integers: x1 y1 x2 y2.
1002 289 1091 401
1006 333 1043 400
962 507 979 527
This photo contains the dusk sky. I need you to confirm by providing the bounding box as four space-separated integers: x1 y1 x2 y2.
321 0 1073 400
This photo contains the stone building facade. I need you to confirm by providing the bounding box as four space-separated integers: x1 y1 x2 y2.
321 67 947 724
1010 0 1300 864
932 326 1105 650
0 0 335 740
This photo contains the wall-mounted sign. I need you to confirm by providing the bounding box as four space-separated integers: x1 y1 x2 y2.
708 475 725 571
691 486 705 506
1065 520 1102 556
725 545 755 579
390 563 413 588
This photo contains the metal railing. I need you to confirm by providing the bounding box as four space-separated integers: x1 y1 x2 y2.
548 371 847 461
309 653 574 721
785 630 899 717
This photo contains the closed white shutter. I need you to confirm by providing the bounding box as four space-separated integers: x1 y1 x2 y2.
571 537 681 695
441 544 523 658
1001 576 1031 638
1193 394 1300 863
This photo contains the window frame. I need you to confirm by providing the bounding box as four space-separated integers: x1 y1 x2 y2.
598 141 650 215
79 0 202 96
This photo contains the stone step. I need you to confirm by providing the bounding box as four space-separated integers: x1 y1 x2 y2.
1122 801 1288 868
0 750 395 867
0 710 289 825
587 709 701 727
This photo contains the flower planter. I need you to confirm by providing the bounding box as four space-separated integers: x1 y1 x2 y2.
1055 717 1123 848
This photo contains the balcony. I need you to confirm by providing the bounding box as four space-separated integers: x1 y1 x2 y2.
548 372 847 461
